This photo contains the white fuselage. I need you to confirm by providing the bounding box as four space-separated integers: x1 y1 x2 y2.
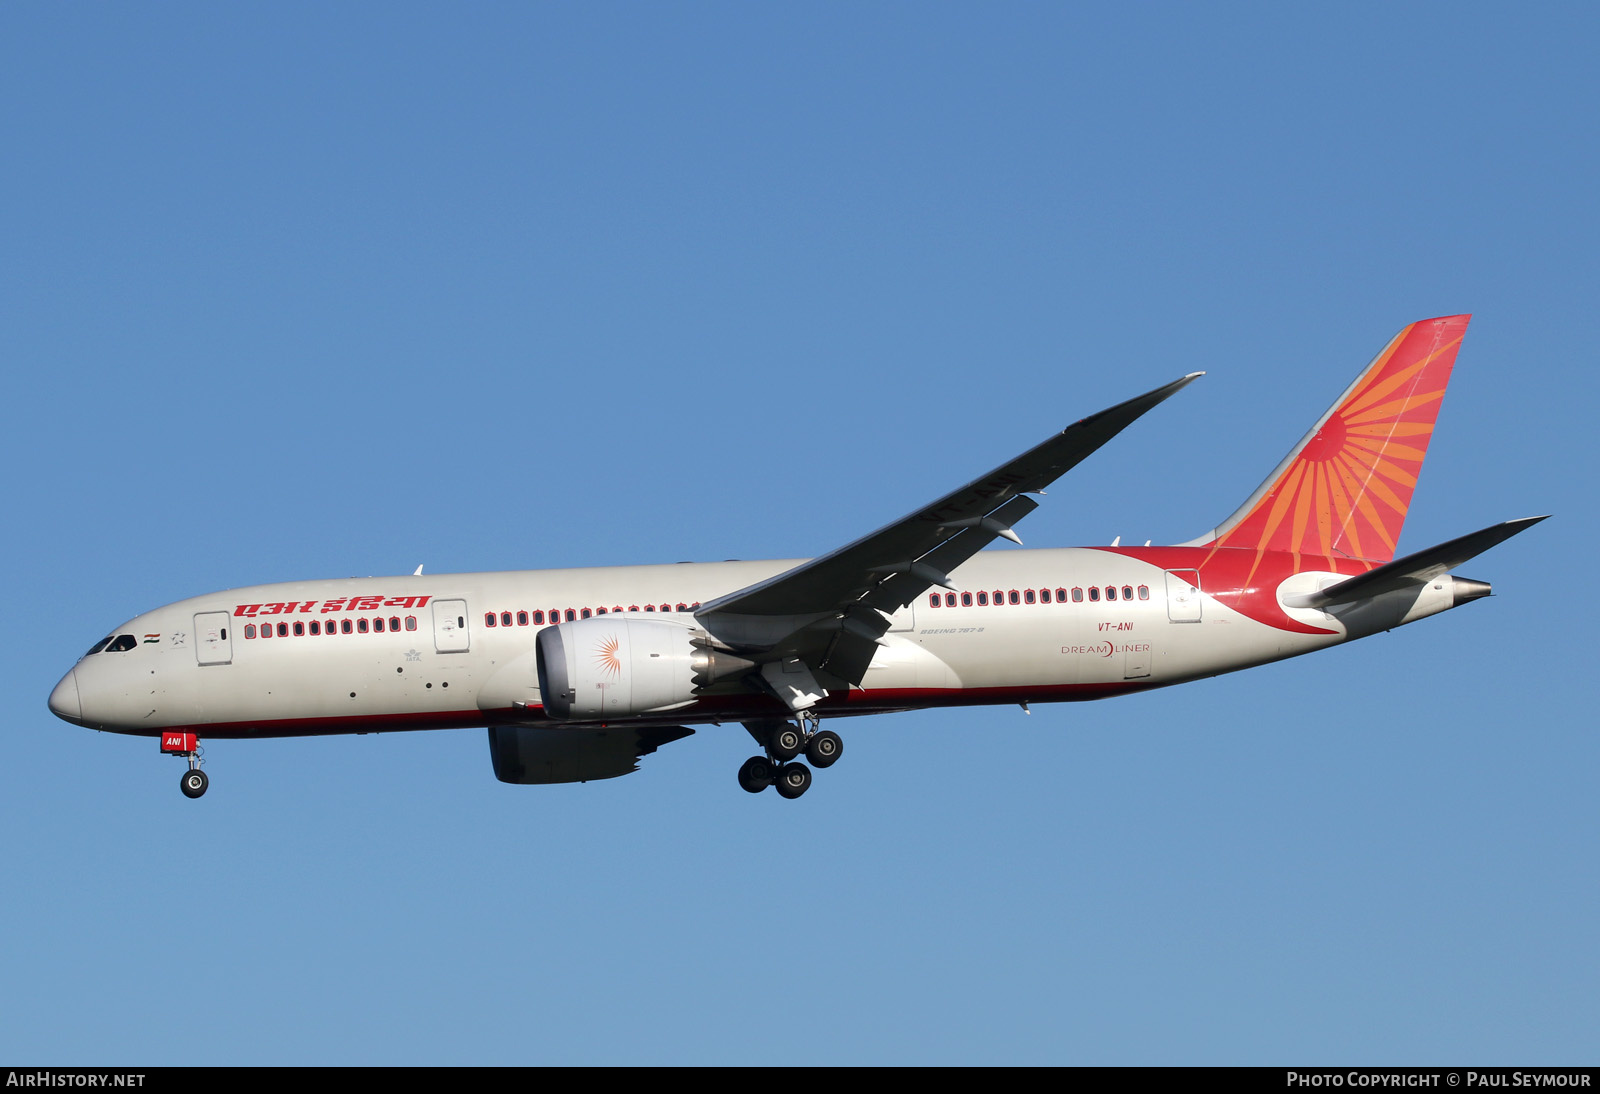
53 545 1448 740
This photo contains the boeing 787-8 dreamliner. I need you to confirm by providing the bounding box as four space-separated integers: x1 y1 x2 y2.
49 315 1543 799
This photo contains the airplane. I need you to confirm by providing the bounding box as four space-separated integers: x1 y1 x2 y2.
49 314 1544 800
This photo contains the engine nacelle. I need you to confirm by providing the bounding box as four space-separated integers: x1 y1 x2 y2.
537 616 751 720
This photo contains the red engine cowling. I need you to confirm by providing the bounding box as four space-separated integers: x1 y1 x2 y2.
536 616 705 720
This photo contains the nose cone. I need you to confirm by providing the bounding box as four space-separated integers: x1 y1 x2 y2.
49 669 83 724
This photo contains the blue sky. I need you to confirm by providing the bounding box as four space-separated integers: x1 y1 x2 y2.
3 3 1596 1064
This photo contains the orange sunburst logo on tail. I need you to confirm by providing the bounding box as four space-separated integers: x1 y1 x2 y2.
1209 314 1469 570
593 635 623 679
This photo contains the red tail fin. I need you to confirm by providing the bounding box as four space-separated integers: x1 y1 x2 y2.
1188 315 1470 565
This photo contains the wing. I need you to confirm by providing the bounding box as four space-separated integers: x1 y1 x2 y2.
486 724 694 784
694 372 1203 705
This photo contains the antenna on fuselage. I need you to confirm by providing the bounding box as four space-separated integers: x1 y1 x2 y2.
413 564 424 576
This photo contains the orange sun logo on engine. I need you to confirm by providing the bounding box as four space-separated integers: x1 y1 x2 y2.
594 635 622 679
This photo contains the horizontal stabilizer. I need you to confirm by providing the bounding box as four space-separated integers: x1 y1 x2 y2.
1283 516 1547 609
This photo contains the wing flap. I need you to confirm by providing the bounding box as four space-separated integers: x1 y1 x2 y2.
860 496 1040 614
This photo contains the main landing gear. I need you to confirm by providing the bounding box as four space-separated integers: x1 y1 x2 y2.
737 714 843 800
161 732 209 799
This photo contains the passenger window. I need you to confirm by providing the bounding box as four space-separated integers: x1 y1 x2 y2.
374 618 385 632
1024 589 1036 604
244 625 256 639
309 621 320 635
1072 587 1083 603
1106 587 1117 601
390 616 401 631
532 611 544 625
358 619 369 633
517 612 528 626
565 610 576 622
1008 590 1020 605
961 592 972 606
484 613 496 627
277 623 288 637
260 625 272 639
501 612 513 626
929 594 940 608
945 593 957 607
1138 585 1150 600
405 616 417 630
596 607 607 615
342 619 353 634
580 609 592 619
1089 587 1100 602
977 591 988 606
293 622 305 636
1056 588 1069 602
1039 589 1051 603
1123 585 1133 601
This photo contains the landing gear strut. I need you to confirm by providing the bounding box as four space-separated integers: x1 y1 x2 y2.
162 732 208 799
736 714 843 799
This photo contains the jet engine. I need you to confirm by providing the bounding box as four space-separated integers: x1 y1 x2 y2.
535 616 755 720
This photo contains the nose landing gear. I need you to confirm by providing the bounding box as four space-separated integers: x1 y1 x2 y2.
161 732 208 799
181 767 209 799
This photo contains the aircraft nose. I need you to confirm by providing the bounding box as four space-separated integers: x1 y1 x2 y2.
49 669 82 723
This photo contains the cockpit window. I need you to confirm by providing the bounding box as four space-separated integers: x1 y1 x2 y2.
85 636 113 657
105 635 138 652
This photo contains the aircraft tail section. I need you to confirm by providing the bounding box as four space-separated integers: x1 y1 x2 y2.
1184 314 1471 564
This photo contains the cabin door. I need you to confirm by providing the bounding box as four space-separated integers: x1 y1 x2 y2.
1165 570 1202 623
432 599 471 653
195 612 233 666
